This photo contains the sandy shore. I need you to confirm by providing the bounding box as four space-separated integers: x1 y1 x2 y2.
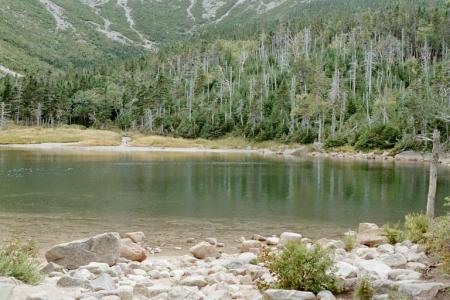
0 143 273 155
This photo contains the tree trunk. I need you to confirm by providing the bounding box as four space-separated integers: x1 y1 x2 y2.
426 129 440 219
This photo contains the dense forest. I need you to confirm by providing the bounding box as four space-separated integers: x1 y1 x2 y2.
0 0 449 151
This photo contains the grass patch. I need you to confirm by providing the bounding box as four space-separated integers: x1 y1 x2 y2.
382 223 405 245
354 276 374 300
0 126 121 145
0 127 301 150
404 213 429 244
0 240 42 284
427 216 450 275
130 134 301 150
343 231 357 252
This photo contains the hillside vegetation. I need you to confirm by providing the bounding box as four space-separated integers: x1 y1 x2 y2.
0 0 449 151
0 0 333 74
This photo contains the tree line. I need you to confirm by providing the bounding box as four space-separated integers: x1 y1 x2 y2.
0 0 449 151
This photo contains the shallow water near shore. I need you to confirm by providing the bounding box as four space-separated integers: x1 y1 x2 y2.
0 148 448 255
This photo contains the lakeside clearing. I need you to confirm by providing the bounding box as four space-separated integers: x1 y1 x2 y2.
0 126 301 150
1 126 449 166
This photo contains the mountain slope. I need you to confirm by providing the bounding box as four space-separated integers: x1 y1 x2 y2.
0 0 307 75
0 0 435 75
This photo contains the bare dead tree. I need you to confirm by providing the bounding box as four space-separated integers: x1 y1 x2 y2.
426 129 440 219
289 76 296 134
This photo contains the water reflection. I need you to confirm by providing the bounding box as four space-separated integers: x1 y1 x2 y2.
0 149 448 229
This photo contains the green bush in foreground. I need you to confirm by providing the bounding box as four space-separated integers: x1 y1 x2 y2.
382 223 405 245
267 242 336 294
404 213 429 244
0 240 42 284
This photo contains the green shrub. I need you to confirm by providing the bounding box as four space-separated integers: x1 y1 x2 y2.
267 242 336 293
355 125 400 150
0 240 42 284
404 213 429 244
324 133 348 149
393 134 427 154
382 223 405 245
426 216 450 275
354 276 374 300
445 196 450 210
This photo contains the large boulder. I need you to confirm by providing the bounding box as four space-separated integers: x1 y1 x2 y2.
388 269 422 281
119 238 147 262
45 232 120 269
279 232 303 245
355 259 392 280
380 253 407 267
190 242 220 259
0 277 17 300
317 238 344 250
335 261 358 278
263 289 316 300
356 223 386 247
239 240 262 252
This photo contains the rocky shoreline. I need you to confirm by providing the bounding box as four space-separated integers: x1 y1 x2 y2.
2 223 449 300
303 150 450 167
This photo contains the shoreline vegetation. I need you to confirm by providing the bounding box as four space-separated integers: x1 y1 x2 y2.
1 215 449 299
0 126 449 166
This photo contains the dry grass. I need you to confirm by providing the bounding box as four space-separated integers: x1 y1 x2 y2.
130 134 300 150
0 126 301 150
327 145 357 153
0 126 121 146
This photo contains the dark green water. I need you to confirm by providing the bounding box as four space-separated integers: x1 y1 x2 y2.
0 148 448 248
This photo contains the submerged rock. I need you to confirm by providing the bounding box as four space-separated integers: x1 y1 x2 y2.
205 237 218 245
124 232 145 244
45 232 120 269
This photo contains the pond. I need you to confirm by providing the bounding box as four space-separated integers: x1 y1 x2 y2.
0 148 448 253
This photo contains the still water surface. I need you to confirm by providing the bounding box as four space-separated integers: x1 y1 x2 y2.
0 148 448 251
